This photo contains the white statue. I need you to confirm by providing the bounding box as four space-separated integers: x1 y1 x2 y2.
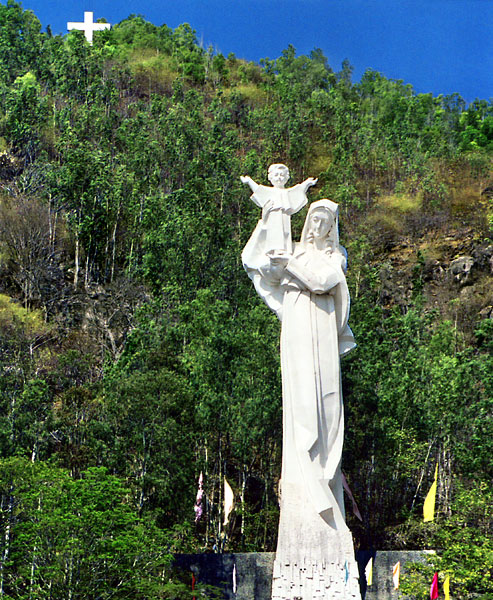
242 198 361 599
240 164 317 254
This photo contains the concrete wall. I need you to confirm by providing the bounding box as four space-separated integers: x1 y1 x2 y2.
365 551 430 600
174 551 429 599
175 553 274 599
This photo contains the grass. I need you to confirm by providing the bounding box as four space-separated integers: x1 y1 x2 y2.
126 49 178 93
0 294 51 336
378 192 423 214
308 142 332 174
224 84 269 107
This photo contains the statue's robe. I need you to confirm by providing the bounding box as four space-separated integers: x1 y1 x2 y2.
242 219 361 599
249 184 308 253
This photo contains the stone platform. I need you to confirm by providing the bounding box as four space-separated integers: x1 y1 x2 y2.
174 550 428 599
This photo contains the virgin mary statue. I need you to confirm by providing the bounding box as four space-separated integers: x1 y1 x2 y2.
242 199 361 599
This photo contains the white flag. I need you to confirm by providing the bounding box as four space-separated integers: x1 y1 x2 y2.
366 557 373 586
194 471 204 523
393 561 400 590
224 477 234 526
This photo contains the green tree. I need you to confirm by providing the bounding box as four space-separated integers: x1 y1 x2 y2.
0 1 44 86
0 458 195 599
402 483 493 600
4 71 48 157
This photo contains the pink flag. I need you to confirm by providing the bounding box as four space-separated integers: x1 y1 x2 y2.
342 472 363 521
194 503 203 522
194 471 204 523
430 572 439 600
196 471 204 502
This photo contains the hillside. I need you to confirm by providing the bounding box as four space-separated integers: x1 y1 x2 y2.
0 3 491 598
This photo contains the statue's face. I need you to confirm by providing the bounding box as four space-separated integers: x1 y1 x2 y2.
309 209 334 239
268 165 289 188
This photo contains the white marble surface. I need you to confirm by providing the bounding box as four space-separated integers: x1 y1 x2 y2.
241 164 317 254
242 195 359 599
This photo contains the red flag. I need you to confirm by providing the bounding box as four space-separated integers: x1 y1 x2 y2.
430 572 439 600
192 572 196 600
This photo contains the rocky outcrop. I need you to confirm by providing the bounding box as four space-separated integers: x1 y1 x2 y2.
472 243 493 274
449 256 475 285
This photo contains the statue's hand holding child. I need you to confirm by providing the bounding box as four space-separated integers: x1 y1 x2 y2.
267 249 291 279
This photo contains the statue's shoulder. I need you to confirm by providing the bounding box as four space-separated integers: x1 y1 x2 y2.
252 184 277 205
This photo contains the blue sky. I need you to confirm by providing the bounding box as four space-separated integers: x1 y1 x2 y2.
18 0 493 102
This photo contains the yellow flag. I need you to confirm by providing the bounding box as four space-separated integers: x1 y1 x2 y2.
223 477 234 526
423 464 438 522
444 575 450 600
365 557 373 586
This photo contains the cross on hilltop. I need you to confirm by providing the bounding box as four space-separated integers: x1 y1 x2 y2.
67 11 111 44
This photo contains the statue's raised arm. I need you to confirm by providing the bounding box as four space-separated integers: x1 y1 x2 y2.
239 174 259 194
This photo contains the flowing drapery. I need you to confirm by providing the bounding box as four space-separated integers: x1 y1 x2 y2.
242 200 360 599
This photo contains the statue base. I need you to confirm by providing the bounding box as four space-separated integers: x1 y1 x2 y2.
272 545 360 599
174 550 429 599
271 481 361 599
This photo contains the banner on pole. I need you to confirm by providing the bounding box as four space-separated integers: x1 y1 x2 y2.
423 464 438 522
393 561 400 590
224 477 234 526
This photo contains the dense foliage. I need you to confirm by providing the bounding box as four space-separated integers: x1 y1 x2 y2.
0 1 492 597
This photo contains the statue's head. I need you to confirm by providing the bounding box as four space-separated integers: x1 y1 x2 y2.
302 199 341 253
268 163 290 189
307 207 335 241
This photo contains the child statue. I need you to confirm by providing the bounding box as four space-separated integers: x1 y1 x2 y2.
240 164 317 254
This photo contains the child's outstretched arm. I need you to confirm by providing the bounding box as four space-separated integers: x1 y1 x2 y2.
300 177 318 193
240 175 259 194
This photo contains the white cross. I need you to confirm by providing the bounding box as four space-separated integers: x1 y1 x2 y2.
67 11 110 44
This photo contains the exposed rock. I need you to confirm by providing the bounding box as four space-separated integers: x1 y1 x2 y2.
422 259 445 282
174 551 430 600
472 244 493 273
449 256 475 285
378 263 411 307
479 305 493 320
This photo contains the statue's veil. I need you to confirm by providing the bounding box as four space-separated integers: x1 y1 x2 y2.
299 199 347 270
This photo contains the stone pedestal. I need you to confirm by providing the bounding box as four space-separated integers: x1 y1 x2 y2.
271 482 360 599
174 552 274 599
174 551 428 599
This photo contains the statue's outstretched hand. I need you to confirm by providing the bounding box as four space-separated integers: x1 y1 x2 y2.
302 177 318 192
241 175 259 193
